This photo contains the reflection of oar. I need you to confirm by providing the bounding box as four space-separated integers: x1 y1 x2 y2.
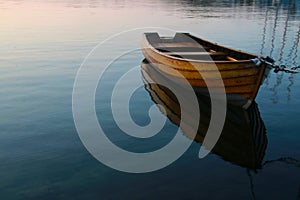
270 0 291 103
287 24 300 100
260 7 269 56
258 0 300 74
269 1 280 58
287 26 300 60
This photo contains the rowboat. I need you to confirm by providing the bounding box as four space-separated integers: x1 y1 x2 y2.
141 59 267 169
141 32 268 109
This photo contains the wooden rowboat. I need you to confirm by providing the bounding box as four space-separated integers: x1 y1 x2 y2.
141 59 267 169
141 32 268 109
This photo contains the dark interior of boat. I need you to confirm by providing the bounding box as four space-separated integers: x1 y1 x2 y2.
146 33 257 61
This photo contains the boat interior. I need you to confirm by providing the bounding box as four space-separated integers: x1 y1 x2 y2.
145 32 257 61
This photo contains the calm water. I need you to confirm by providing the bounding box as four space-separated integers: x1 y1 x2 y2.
1 0 300 199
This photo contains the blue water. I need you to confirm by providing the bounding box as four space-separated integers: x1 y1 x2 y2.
0 0 299 199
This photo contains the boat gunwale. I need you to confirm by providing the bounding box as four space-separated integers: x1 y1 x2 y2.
142 32 258 64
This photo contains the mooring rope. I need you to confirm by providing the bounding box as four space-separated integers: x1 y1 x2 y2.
252 56 300 73
263 156 300 168
263 57 300 73
246 169 257 200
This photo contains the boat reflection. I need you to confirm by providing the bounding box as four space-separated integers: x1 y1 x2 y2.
141 59 268 169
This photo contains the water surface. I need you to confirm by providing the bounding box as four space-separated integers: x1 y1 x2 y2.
0 0 299 199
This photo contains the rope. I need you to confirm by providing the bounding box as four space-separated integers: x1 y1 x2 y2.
246 169 257 200
255 57 300 74
263 156 300 168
